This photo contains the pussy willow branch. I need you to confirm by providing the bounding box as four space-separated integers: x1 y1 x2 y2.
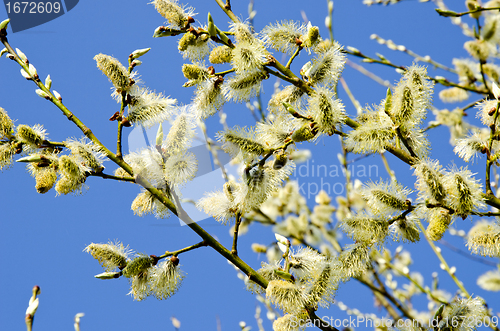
158 240 208 259
1 32 270 291
116 93 127 159
436 6 500 18
88 172 136 182
486 101 500 195
231 212 242 256
286 46 302 69
419 222 500 331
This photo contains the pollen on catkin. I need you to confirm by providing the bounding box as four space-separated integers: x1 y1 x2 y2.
0 107 13 138
122 254 154 278
302 42 345 86
163 151 198 187
209 45 233 64
266 280 308 313
94 54 132 93
343 107 395 154
151 0 195 29
231 41 268 74
467 220 500 257
196 190 235 224
306 87 345 135
334 243 371 281
390 216 421 243
35 167 58 194
255 115 293 149
163 111 196 154
361 180 411 216
218 126 267 159
222 71 268 102
443 166 485 217
178 33 210 61
193 77 225 119
16 124 46 149
0 143 15 170
84 241 132 271
127 88 177 128
425 208 452 241
341 211 389 244
65 138 106 172
413 159 446 203
261 20 305 55
131 189 171 219
150 258 185 300
454 131 488 163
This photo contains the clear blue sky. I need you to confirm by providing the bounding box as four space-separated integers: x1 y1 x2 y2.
0 1 497 330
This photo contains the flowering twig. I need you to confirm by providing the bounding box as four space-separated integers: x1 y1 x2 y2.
232 212 242 255
436 7 500 18
159 240 208 259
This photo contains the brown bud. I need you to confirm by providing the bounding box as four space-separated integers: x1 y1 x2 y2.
207 66 215 75
170 256 180 266
214 76 224 89
150 255 159 266
121 118 131 127
109 111 120 121
488 107 497 116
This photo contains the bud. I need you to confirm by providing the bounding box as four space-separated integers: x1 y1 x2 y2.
153 26 180 38
0 48 7 57
35 89 50 99
492 82 500 100
274 269 294 281
347 46 360 54
94 271 121 279
328 0 334 12
0 18 10 31
16 154 44 163
16 48 28 63
275 233 289 253
156 123 164 146
53 90 62 101
273 151 288 169
131 59 142 67
215 26 231 45
178 32 197 51
207 13 217 37
20 69 31 80
16 124 45 147
466 0 482 18
130 47 151 59
325 16 331 29
25 298 39 316
291 123 316 142
209 45 233 64
435 8 460 17
44 74 52 89
28 63 37 76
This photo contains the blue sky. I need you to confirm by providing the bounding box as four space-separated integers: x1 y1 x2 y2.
1 1 498 330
